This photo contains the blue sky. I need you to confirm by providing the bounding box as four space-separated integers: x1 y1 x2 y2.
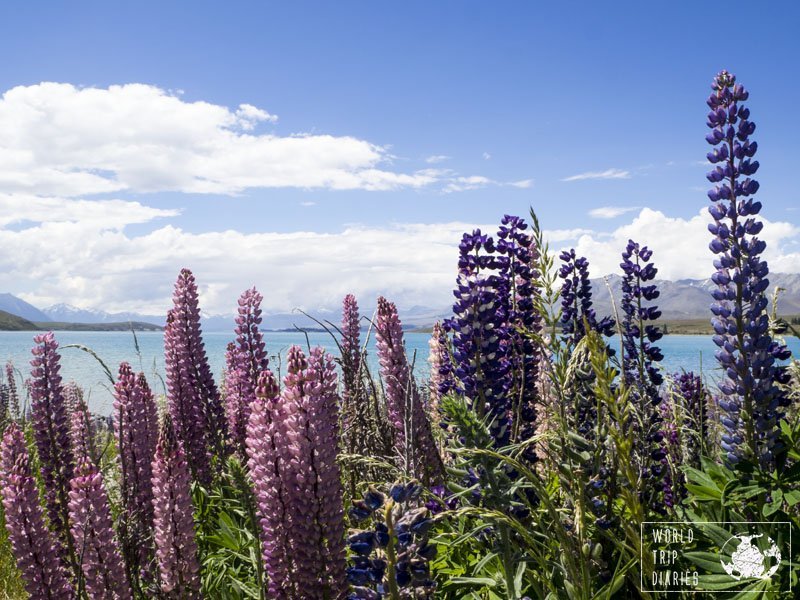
0 2 797 314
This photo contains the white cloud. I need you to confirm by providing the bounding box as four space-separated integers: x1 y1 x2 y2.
1 200 797 317
567 208 800 280
482 152 491 160
509 178 534 189
443 175 493 193
588 206 640 219
425 155 450 164
0 198 495 314
561 168 631 182
0 82 443 195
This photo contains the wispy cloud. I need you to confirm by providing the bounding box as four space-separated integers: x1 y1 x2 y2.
443 176 493 193
482 152 491 160
561 168 631 182
589 205 640 219
508 178 534 189
425 155 450 164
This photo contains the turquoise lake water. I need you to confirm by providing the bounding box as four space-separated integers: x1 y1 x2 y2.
0 330 797 414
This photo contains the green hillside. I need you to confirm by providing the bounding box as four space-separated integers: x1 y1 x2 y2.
0 309 40 330
0 311 162 332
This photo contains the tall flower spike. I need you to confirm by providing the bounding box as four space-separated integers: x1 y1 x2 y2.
619 240 666 510
0 423 75 600
29 332 76 565
673 371 709 467
341 294 362 407
705 71 791 467
225 288 269 456
558 250 615 349
427 321 452 424
6 362 19 419
248 347 348 598
445 230 513 445
114 364 158 589
376 298 445 483
164 268 227 484
246 369 292 598
151 414 201 597
68 447 131 599
496 215 542 458
69 397 96 466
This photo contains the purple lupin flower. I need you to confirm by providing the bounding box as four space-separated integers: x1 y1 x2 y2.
376 298 444 484
5 362 19 419
248 346 348 598
225 288 269 456
151 414 201 597
705 71 792 467
558 250 615 348
164 268 227 484
69 398 97 467
114 364 158 587
673 371 709 467
305 347 347 594
246 369 292 598
658 397 683 509
68 448 131 600
496 215 542 459
445 230 513 445
0 423 75 600
341 294 362 407
619 240 666 509
29 332 76 564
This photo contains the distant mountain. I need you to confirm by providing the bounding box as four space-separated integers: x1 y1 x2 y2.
0 293 51 322
4 273 799 335
591 272 800 320
43 303 165 326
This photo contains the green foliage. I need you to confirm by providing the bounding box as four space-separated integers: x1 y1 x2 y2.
192 457 265 600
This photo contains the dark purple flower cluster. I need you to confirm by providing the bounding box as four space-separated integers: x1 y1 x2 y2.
620 240 663 392
619 240 666 509
445 229 512 445
673 371 708 468
347 482 436 599
705 70 791 467
558 249 614 348
496 215 542 459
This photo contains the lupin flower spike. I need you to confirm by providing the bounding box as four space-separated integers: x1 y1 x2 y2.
705 70 791 467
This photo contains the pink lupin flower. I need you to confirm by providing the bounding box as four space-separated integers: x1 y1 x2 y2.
114 364 159 587
151 415 201 596
375 297 444 483
246 346 347 599
164 268 227 484
225 288 269 457
0 423 75 600
29 332 76 563
68 452 131 600
246 369 293 598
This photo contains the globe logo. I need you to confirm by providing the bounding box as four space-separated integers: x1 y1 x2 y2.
720 534 781 581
